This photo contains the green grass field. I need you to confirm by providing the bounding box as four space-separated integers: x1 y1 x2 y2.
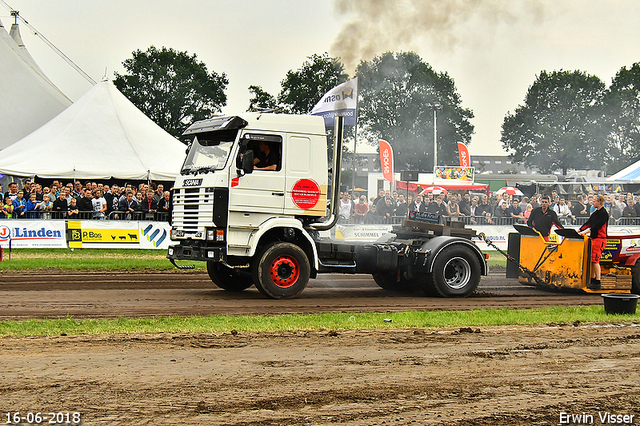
4 248 631 338
0 248 507 271
0 306 635 337
0 248 205 271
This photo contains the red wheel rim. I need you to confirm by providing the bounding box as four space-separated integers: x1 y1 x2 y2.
269 255 299 288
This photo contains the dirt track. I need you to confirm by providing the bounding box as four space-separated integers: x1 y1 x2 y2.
0 271 606 319
2 271 639 425
2 325 639 425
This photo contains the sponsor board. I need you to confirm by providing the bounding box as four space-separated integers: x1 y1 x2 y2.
67 221 171 249
0 221 66 248
335 224 393 241
140 223 171 249
68 221 139 248
334 224 512 250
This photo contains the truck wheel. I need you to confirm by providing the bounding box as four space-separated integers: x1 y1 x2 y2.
372 273 418 292
632 263 640 295
418 276 440 297
252 242 310 299
207 261 253 292
428 246 481 297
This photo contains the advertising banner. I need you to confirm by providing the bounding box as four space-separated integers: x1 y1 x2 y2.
435 166 474 181
457 142 470 167
310 77 358 126
335 224 393 241
379 139 394 184
0 220 66 248
67 221 171 249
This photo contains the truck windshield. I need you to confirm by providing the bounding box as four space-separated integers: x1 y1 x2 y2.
181 131 237 175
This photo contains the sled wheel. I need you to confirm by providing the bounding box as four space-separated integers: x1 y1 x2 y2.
252 242 310 299
429 245 481 297
631 263 640 295
207 261 253 292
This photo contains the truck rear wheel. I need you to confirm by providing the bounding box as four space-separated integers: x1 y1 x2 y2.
252 242 310 299
372 273 418 292
427 245 481 297
207 261 253 292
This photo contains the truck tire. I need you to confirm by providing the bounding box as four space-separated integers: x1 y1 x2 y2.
372 273 418 292
252 242 310 299
207 261 253 292
427 245 481 297
632 263 640 295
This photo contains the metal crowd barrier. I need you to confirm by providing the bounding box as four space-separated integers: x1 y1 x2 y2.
1 211 170 222
336 214 636 228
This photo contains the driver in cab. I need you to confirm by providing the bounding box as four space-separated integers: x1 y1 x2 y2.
253 141 279 171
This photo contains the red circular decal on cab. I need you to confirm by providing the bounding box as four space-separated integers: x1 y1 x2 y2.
292 179 320 209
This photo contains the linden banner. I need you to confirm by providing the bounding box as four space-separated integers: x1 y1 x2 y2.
0 220 66 248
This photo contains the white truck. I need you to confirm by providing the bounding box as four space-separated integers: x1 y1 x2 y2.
167 113 487 298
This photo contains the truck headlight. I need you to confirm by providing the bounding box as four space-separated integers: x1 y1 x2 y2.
216 230 225 242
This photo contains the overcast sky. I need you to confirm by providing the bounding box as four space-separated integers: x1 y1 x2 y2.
2 0 639 156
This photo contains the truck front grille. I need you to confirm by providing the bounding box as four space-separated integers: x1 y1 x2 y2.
172 187 214 237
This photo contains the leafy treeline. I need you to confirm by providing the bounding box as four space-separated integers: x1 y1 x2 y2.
114 46 640 175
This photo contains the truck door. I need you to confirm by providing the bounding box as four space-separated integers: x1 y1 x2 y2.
229 134 285 215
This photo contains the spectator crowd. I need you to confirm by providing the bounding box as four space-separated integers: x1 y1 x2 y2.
0 180 172 221
337 188 640 227
3 179 640 228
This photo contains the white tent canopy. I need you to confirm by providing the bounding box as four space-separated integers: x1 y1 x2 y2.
608 160 640 182
0 19 71 149
0 79 186 180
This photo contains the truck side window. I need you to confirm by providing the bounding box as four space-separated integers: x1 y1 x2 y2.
247 135 282 171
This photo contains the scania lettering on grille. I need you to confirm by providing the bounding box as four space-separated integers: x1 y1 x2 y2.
183 178 202 187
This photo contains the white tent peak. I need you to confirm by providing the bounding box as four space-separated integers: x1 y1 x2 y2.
0 19 71 149
0 80 186 180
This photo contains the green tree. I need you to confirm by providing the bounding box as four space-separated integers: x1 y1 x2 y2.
355 51 474 172
247 85 278 111
501 70 608 175
278 53 349 114
114 46 228 138
604 63 640 173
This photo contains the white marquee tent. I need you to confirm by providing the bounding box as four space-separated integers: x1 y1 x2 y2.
0 19 71 149
608 160 640 182
0 79 187 180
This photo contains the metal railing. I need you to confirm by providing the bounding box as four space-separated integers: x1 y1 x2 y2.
0 210 170 222
336 214 639 227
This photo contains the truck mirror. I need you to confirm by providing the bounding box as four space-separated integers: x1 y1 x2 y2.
237 150 254 176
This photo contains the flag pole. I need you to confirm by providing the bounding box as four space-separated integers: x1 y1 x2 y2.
433 108 437 184
351 77 360 192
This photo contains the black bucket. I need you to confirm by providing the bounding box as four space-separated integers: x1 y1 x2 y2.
602 293 639 315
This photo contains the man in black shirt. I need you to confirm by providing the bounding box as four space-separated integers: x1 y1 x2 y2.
527 195 563 240
253 141 280 171
76 188 94 215
571 194 589 218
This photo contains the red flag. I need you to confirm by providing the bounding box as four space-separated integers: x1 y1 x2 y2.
457 142 470 167
379 139 394 183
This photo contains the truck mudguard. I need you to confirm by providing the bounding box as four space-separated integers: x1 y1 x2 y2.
246 216 319 270
418 236 488 275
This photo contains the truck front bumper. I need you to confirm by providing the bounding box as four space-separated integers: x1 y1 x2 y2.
167 242 225 263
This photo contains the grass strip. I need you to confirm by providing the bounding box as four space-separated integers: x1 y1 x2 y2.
0 249 204 271
0 249 504 271
0 306 636 337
